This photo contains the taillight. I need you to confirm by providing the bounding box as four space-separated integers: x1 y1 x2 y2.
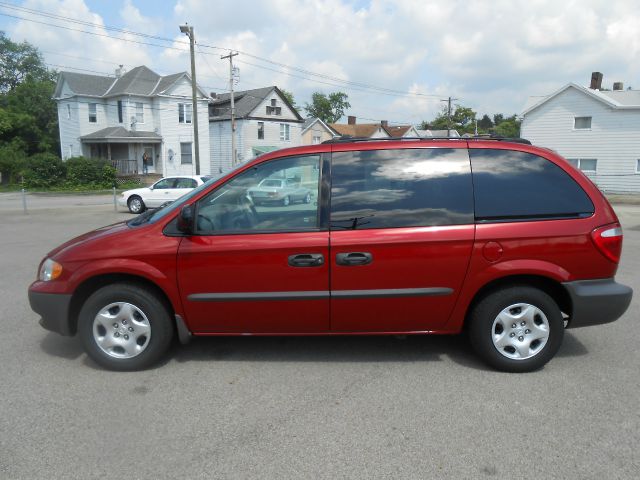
591 223 623 263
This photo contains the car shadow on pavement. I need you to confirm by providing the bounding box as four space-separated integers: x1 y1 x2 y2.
39 330 589 371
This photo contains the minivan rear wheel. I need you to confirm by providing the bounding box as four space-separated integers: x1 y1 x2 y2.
78 283 174 371
469 286 564 372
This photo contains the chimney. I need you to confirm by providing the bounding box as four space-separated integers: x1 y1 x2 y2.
590 72 603 90
210 92 217 100
613 82 624 91
381 120 388 128
115 64 124 78
347 115 356 125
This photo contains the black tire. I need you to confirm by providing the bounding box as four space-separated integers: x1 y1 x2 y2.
78 283 174 371
127 195 145 214
469 286 564 373
282 195 290 207
304 192 311 204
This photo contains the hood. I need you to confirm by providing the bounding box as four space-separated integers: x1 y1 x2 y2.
47 221 131 260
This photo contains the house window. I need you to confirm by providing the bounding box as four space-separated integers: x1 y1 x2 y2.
88 103 97 123
567 158 597 172
574 116 592 129
312 135 321 144
636 159 640 173
180 142 193 164
67 104 71 119
257 122 264 139
135 102 144 123
271 99 277 107
280 123 290 141
117 100 123 123
266 99 282 115
179 103 192 124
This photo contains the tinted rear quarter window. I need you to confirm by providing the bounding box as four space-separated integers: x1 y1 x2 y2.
470 149 594 221
330 148 473 229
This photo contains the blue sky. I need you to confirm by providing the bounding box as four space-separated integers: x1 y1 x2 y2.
1 0 639 125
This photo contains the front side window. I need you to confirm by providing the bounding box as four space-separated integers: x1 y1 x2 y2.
258 122 264 139
180 142 193 164
136 102 144 123
330 148 474 230
470 149 594 221
574 116 592 129
88 103 97 123
196 155 320 234
179 103 192 124
175 177 197 188
153 178 176 189
280 123 290 141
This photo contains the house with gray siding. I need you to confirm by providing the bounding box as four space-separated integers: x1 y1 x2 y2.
54 66 210 177
208 86 304 173
521 73 640 193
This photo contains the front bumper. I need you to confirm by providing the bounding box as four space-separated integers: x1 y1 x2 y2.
28 290 74 336
563 279 633 328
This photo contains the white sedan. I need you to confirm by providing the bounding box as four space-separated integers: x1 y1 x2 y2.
119 175 212 213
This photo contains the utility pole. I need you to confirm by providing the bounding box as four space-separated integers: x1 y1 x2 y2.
441 96 458 137
179 24 200 174
221 51 239 166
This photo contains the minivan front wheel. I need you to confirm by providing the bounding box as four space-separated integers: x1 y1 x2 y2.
469 286 564 372
78 283 174 371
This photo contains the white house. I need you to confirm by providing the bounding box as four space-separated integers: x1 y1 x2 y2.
521 73 640 193
301 117 338 144
208 86 304 173
54 66 211 177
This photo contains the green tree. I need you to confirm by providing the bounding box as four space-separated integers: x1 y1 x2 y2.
0 143 26 185
280 89 297 109
478 114 493 132
493 115 521 138
304 91 350 123
0 32 52 93
428 104 477 134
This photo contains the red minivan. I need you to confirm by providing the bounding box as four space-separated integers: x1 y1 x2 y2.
28 138 632 372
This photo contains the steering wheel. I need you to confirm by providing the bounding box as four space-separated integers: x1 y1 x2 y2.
196 214 215 233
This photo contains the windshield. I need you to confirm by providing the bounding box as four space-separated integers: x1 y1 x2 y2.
127 166 242 227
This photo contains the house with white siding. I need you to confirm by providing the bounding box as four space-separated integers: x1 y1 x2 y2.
330 116 391 138
301 117 338 144
521 72 640 193
208 86 304 173
54 66 211 177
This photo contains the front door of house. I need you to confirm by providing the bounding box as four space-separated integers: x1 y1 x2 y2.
143 145 155 174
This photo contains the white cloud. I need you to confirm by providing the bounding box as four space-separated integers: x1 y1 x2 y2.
5 0 640 123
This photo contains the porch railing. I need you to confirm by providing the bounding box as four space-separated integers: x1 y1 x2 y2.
111 159 139 175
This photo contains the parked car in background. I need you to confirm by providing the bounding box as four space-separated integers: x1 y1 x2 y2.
119 175 212 213
29 137 632 372
248 177 312 206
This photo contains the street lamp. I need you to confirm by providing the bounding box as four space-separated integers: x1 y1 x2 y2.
179 23 200 175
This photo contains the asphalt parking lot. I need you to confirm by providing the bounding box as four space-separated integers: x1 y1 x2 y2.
1 192 639 479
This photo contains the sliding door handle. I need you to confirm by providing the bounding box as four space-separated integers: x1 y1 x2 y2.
336 252 373 266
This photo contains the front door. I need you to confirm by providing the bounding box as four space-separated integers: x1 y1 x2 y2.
328 146 475 332
177 154 328 333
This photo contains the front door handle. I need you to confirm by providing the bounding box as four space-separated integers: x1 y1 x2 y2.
288 253 325 267
336 252 373 266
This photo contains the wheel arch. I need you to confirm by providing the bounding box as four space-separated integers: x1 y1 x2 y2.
68 273 176 336
463 274 572 329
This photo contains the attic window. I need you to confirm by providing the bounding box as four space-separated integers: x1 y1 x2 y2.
574 116 591 129
271 99 277 107
266 105 282 115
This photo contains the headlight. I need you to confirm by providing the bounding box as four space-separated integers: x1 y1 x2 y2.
39 258 63 281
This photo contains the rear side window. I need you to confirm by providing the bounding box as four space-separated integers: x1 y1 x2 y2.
470 149 594 221
330 148 473 229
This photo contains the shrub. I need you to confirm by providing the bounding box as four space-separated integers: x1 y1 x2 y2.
23 153 66 188
0 144 27 185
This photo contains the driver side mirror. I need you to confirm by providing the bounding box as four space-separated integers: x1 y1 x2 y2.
177 204 194 234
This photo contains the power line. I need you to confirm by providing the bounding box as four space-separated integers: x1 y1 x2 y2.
0 2 447 100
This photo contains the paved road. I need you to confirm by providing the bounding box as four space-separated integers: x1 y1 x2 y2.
0 198 639 479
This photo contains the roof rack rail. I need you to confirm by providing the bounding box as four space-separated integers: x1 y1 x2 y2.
322 135 531 145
